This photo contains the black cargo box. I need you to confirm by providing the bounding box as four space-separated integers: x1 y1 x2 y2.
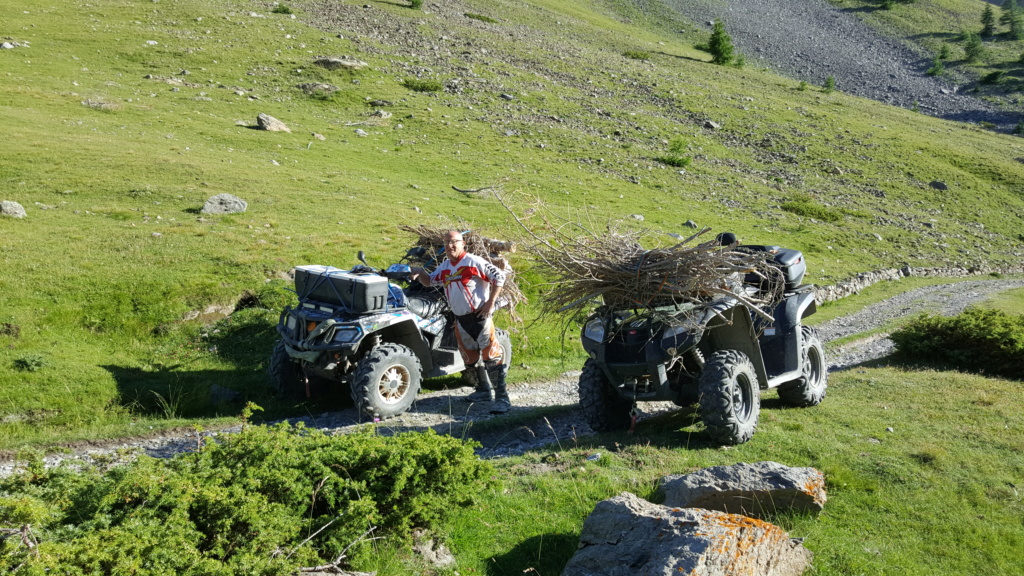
294 265 390 313
739 245 807 290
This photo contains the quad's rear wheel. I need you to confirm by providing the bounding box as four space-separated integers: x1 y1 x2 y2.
578 358 633 432
461 328 513 386
778 327 828 407
351 343 422 419
698 350 760 445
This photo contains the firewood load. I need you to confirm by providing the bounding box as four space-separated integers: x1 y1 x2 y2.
521 225 785 321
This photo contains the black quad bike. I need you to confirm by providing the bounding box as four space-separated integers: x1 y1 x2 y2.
269 247 512 420
577 245 827 444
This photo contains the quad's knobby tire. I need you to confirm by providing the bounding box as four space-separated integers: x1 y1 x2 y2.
269 340 307 399
698 350 760 445
461 328 513 387
578 358 632 432
351 343 422 419
778 327 828 407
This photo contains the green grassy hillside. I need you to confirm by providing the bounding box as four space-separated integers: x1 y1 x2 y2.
2 0 1024 448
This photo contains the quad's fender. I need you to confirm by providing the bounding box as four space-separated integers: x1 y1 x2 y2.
360 315 434 373
760 291 817 386
697 300 770 388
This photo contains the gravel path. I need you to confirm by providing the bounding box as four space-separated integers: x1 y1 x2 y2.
4 278 1021 476
664 0 1019 129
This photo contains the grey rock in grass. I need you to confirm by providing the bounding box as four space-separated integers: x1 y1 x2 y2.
209 384 242 405
257 113 290 132
562 492 812 576
411 529 455 568
313 56 369 70
296 82 339 95
929 180 948 190
1 201 27 219
201 193 248 215
684 219 698 228
659 461 827 519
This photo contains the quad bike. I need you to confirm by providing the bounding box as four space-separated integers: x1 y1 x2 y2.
577 244 827 445
269 246 512 420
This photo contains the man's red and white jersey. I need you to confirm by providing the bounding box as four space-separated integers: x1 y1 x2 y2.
428 252 506 316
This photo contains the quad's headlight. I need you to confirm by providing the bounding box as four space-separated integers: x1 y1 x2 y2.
583 318 606 342
332 327 362 343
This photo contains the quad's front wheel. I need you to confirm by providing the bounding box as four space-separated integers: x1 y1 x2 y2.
698 350 760 445
269 340 306 399
778 327 828 407
351 343 422 419
578 358 633 432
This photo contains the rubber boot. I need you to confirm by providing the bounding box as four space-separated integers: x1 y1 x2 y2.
488 364 511 414
462 367 493 402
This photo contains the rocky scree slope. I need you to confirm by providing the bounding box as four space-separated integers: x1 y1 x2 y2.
665 0 1019 130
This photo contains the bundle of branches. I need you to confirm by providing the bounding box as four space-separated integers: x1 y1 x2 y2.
521 223 785 324
398 223 526 321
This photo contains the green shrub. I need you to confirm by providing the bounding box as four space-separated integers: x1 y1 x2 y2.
963 32 984 62
13 354 47 372
939 43 952 60
409 0 423 9
465 12 497 23
980 70 1006 85
623 50 651 61
271 4 292 14
891 307 1024 379
403 78 443 92
798 80 809 91
781 194 842 223
926 56 944 76
822 75 836 94
654 155 692 168
0 424 494 573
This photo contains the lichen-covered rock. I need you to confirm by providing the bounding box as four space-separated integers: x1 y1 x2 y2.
659 461 826 518
562 492 811 576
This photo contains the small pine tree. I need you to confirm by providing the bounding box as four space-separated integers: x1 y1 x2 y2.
939 43 952 60
409 0 423 8
1001 0 1019 26
822 75 836 93
926 55 944 76
963 32 984 62
708 20 735 65
1010 12 1024 39
982 4 996 37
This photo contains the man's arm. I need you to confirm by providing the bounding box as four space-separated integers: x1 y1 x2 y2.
477 282 504 318
410 266 432 287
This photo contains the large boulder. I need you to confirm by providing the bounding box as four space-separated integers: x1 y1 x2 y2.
201 194 248 215
1 201 27 219
562 492 812 576
313 56 369 70
256 113 290 132
659 461 826 518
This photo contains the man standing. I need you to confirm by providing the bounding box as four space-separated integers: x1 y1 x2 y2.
411 230 511 413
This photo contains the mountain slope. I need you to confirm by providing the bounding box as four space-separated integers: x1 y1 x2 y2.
1 0 1023 447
